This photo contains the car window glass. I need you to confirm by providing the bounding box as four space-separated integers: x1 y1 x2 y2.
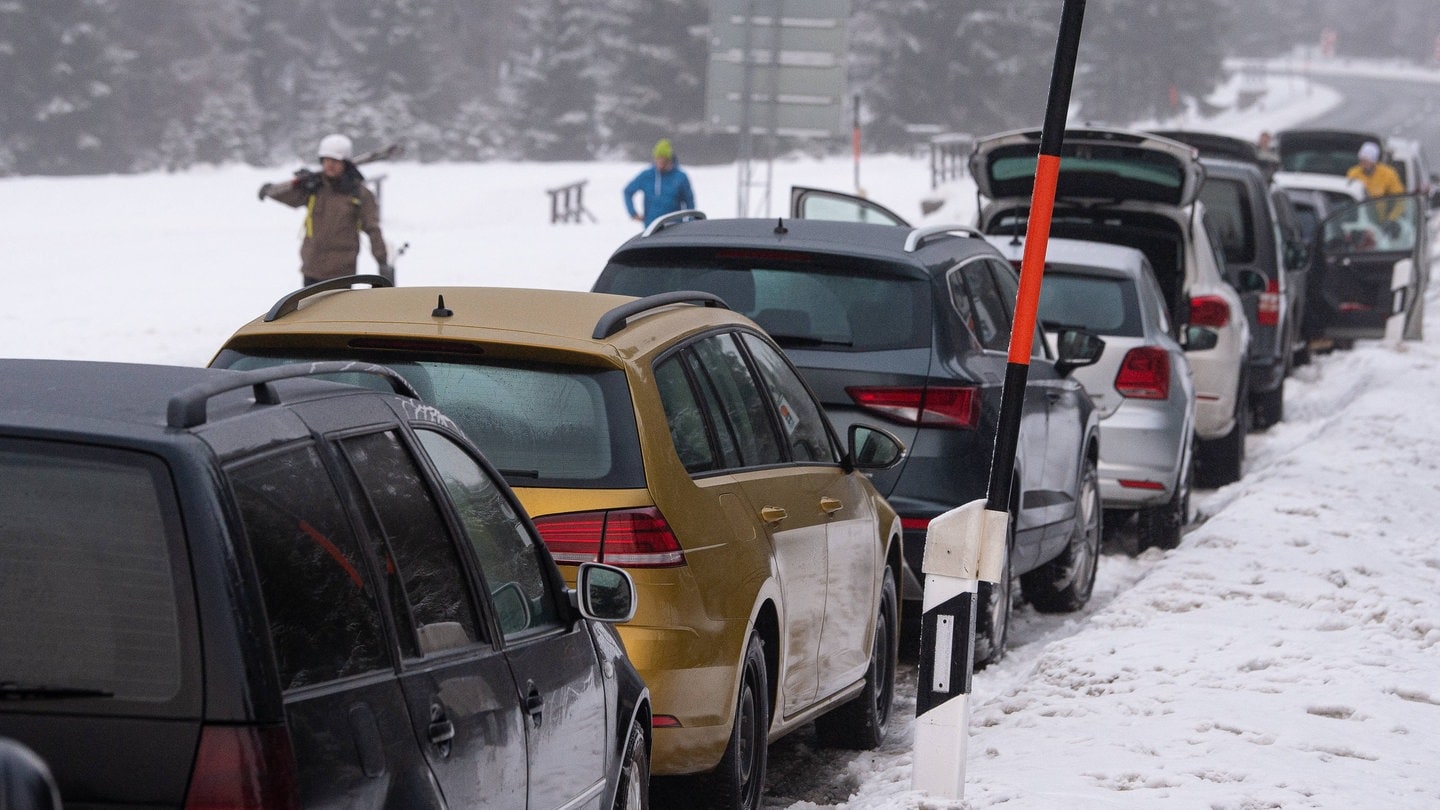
416 430 564 640
229 445 389 688
655 352 719 473
948 259 1012 352
1039 270 1143 337
740 333 839 464
1198 178 1255 263
342 431 483 656
0 443 183 702
681 349 744 469
598 262 930 351
690 334 784 467
215 353 645 490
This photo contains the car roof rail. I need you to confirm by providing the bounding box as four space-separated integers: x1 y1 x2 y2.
593 291 728 339
904 223 985 253
263 274 394 322
641 209 707 237
167 361 418 429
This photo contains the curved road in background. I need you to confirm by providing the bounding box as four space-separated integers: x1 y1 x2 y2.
1285 70 1440 163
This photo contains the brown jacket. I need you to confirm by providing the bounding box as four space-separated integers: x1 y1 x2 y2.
266 170 387 281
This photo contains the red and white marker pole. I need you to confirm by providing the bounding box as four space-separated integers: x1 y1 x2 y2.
911 0 1087 799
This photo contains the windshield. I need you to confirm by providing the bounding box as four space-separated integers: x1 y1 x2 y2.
1038 270 1143 337
601 260 932 352
216 351 645 489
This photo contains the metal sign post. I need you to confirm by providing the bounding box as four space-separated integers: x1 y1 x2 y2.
704 0 850 217
910 0 1088 800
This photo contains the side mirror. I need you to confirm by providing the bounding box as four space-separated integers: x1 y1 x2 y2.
1054 327 1105 376
1185 325 1220 352
848 424 905 471
1236 269 1269 293
576 562 637 623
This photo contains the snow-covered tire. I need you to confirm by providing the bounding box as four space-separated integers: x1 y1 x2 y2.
815 569 897 750
1139 454 1191 552
697 631 768 810
973 523 1013 670
1022 457 1101 613
613 719 649 810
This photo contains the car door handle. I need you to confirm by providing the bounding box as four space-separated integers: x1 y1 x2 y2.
820 496 844 515
428 703 456 746
760 506 788 524
525 683 544 726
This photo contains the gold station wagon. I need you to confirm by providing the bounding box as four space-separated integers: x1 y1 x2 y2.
211 278 906 808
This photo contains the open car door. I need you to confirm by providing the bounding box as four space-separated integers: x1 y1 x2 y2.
789 186 911 226
1306 192 1427 343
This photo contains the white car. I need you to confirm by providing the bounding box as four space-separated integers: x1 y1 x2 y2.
971 127 1251 489
987 236 1196 551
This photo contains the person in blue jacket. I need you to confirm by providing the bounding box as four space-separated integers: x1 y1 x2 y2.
623 138 695 225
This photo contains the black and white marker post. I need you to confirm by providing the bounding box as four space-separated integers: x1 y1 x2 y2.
911 0 1087 799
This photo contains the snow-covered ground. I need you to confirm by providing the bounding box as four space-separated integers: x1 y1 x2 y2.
3 59 1439 808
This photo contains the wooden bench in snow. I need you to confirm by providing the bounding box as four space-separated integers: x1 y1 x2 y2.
547 180 597 224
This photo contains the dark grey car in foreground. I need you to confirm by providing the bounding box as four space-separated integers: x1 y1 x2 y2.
595 215 1103 667
0 360 648 809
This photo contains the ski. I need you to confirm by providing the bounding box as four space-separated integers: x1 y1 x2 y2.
352 143 403 166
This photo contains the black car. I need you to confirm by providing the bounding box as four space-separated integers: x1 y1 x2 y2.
0 359 649 809
594 214 1103 667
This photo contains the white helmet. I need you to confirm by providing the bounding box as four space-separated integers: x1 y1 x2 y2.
318 133 353 162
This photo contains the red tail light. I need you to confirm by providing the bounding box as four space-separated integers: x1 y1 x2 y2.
1189 295 1231 328
846 386 981 429
900 517 931 532
1114 346 1171 400
1258 278 1281 327
184 725 300 810
533 507 685 568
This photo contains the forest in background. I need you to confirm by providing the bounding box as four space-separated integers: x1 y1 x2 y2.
2 0 1438 176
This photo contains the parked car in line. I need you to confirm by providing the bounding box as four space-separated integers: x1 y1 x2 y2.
970 126 1252 489
1150 130 1313 426
1276 128 1437 203
211 281 905 809
1274 171 1368 244
593 211 1104 669
0 359 648 810
987 235 1196 553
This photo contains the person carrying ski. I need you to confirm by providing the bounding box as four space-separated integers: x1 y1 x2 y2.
623 138 695 226
259 133 390 285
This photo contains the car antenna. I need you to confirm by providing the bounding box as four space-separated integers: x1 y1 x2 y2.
432 294 453 318
1008 216 1022 246
774 217 788 235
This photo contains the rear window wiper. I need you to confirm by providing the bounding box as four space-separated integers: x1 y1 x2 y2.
499 468 540 479
1 680 115 700
769 334 853 348
1042 320 1090 333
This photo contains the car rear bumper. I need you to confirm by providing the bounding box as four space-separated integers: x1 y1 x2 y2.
1096 404 1187 507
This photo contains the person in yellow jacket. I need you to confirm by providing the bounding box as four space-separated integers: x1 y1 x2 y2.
1345 141 1406 222
260 134 390 285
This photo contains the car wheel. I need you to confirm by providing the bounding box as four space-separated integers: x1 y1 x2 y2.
972 521 1013 670
614 719 650 810
1139 453 1191 552
815 568 897 750
1196 375 1248 489
1251 379 1284 431
700 631 768 810
1022 457 1101 613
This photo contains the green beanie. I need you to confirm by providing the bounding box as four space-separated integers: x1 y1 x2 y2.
653 138 674 160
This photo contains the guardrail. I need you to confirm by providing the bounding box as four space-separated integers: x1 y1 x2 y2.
547 179 597 224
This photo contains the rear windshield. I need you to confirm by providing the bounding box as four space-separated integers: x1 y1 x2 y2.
1038 270 1143 337
1280 147 1357 176
215 351 645 489
0 441 184 702
601 261 931 352
1198 177 1255 263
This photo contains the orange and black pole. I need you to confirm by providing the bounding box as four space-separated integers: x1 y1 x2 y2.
911 0 1087 799
986 0 1087 515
